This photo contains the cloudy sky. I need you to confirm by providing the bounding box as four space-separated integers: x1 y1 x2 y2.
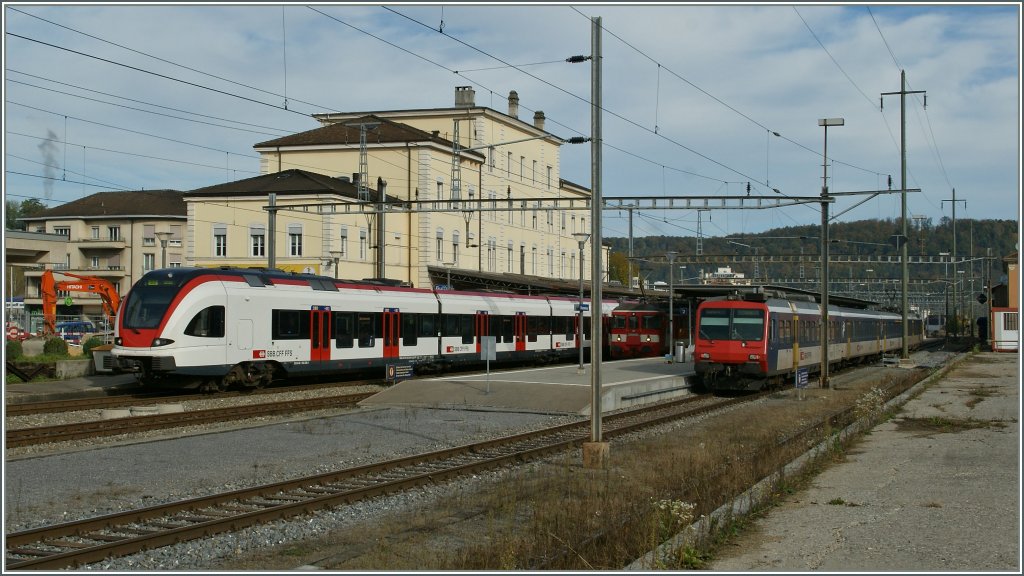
3 2 1020 240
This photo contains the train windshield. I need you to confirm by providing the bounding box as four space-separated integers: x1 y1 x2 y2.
698 307 765 341
122 272 187 329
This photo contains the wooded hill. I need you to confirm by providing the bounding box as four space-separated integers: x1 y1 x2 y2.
605 217 1018 287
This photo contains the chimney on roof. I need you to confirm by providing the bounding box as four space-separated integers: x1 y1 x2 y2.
508 90 519 118
431 130 440 138
352 172 359 184
455 86 475 108
533 111 545 131
336 175 351 183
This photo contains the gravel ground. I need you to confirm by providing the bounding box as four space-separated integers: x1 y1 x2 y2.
4 348 969 571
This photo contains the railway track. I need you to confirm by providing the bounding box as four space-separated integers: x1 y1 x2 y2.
5 392 760 570
4 379 379 417
5 392 375 448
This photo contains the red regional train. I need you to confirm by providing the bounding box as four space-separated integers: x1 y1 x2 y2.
608 300 689 360
693 289 924 392
112 267 616 391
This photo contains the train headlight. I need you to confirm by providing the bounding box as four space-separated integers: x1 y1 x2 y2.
748 354 761 360
615 334 622 341
151 338 175 347
645 335 652 342
700 352 710 359
114 337 122 346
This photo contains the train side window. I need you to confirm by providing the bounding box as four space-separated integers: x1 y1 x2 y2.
357 313 376 347
583 316 592 339
272 309 308 340
403 313 418 346
461 314 474 344
419 314 437 338
184 305 225 338
499 315 514 343
525 316 540 342
333 312 354 348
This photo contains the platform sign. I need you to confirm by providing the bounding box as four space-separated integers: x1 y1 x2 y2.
386 361 415 383
575 302 590 312
480 336 497 361
795 368 809 389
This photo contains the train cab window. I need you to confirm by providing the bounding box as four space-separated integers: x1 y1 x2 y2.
611 315 627 330
641 315 662 330
184 306 225 338
698 309 730 340
272 309 309 340
733 309 764 341
333 312 354 348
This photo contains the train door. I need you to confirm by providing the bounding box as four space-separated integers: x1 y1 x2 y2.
309 306 331 363
382 308 400 359
475 311 490 354
515 312 527 352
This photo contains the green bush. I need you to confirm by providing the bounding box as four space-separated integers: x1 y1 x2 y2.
43 337 69 357
6 339 23 360
82 337 105 357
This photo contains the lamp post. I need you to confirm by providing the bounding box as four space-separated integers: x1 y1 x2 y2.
155 231 173 269
573 233 591 372
818 117 844 389
329 250 343 279
666 251 678 358
441 261 456 290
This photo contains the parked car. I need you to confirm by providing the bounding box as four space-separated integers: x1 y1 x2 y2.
55 320 96 345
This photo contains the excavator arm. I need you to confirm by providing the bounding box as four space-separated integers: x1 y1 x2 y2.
41 270 121 336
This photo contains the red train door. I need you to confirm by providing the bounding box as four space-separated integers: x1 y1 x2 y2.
383 308 400 359
475 311 490 354
515 312 527 352
309 306 331 363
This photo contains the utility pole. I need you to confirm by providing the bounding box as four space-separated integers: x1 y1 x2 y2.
942 188 966 337
585 15 606 468
882 69 925 358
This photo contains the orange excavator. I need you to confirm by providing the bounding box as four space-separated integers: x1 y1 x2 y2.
40 270 121 336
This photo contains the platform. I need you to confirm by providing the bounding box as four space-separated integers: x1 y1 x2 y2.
360 357 695 415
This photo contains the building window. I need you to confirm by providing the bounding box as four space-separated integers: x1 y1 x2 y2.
547 248 554 276
437 179 444 211
213 225 227 257
143 253 155 272
560 251 566 278
531 246 538 275
488 191 497 221
359 229 367 259
507 152 512 176
507 241 513 272
107 226 121 241
91 226 100 239
452 231 460 265
91 256 100 269
571 214 576 232
532 202 538 229
487 238 497 272
53 226 70 237
250 225 265 257
561 211 566 230
436 229 444 261
339 226 348 258
288 224 302 257
532 160 537 183
546 165 552 189
521 200 526 226
489 147 495 172
520 156 525 181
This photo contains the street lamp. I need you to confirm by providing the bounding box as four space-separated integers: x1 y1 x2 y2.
155 231 173 269
441 261 456 289
818 117 844 389
573 232 590 372
666 251 678 359
329 250 343 279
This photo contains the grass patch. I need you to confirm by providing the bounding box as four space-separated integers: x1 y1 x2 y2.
896 416 1006 434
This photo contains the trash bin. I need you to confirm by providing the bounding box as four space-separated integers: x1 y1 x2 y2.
674 341 686 363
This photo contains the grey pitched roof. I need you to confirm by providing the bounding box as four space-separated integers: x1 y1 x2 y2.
21 190 186 220
184 168 400 203
254 114 463 150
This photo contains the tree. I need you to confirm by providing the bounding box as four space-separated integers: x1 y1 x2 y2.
5 198 47 230
607 252 630 286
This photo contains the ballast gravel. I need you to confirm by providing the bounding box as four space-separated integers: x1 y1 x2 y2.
5 390 582 570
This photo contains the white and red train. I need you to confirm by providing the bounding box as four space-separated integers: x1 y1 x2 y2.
112 267 616 391
693 289 925 391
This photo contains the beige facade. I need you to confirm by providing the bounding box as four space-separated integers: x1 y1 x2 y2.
236 87 602 288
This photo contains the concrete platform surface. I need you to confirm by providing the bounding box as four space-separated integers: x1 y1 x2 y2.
706 351 1020 572
361 357 694 415
5 373 139 403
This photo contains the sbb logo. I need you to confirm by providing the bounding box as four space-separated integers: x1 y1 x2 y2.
446 346 454 353
253 350 267 359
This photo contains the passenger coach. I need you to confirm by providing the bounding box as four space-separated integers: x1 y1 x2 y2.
112 267 615 391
